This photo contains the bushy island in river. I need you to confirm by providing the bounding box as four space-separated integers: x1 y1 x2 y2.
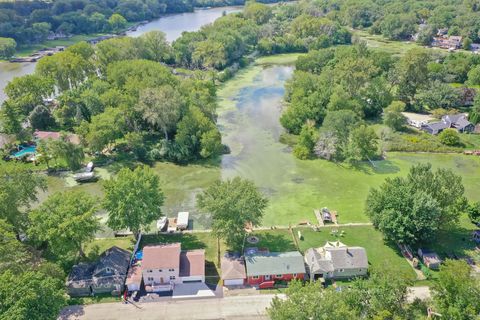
0 1 352 167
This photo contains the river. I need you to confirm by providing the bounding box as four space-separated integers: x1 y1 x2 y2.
0 6 241 104
39 55 480 235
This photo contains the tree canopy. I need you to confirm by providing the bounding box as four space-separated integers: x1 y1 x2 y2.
432 260 480 319
103 165 164 236
197 177 268 249
0 163 46 235
269 267 415 320
366 163 468 244
28 191 100 260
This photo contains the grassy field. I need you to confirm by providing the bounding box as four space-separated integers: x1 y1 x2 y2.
295 226 417 281
255 53 305 66
15 34 105 57
351 29 474 57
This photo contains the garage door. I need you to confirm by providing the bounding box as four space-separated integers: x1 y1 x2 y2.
224 279 244 286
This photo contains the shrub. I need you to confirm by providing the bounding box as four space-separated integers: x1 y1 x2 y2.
439 129 460 146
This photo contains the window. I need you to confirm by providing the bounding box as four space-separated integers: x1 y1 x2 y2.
252 276 259 279
276 274 283 278
148 277 153 281
147 270 152 273
158 269 162 272
339 269 344 272
292 273 297 278
168 268 175 272
106 267 111 273
169 276 176 280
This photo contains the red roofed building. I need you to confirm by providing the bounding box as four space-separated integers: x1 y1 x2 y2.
180 250 206 283
142 243 205 292
34 130 81 145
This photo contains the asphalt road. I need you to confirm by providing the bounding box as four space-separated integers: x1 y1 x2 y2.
59 294 281 320
59 287 431 320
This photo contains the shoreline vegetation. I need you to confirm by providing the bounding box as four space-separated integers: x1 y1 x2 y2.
1 1 480 317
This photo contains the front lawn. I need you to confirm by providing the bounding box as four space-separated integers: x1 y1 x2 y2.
294 226 418 281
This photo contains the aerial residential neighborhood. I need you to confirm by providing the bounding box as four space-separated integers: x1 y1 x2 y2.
1 0 480 320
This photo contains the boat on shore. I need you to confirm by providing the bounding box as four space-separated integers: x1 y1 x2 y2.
156 217 168 232
73 171 97 183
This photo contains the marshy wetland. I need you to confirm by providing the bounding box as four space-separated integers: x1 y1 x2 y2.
40 54 480 234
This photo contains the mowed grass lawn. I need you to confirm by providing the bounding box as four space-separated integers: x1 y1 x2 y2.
262 152 480 226
295 226 417 281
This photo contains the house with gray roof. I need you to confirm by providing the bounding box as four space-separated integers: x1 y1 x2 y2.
305 241 368 280
66 246 131 297
422 113 474 135
245 250 306 288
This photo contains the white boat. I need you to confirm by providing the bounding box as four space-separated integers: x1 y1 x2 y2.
177 212 189 230
156 217 168 231
85 161 94 172
73 171 97 182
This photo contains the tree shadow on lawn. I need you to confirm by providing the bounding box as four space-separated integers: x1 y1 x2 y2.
253 232 296 252
421 226 477 259
336 159 400 175
140 233 207 251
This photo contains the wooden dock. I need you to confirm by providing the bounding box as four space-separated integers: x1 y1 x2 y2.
314 209 324 226
314 209 338 226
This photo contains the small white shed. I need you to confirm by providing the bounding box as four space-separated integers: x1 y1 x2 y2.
177 212 189 230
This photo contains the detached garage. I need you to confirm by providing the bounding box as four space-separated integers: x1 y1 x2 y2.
179 250 205 283
221 256 246 286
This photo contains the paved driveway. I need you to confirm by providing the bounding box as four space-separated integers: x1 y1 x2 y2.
59 294 281 320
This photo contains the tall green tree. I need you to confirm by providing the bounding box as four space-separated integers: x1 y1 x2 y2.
319 110 361 161
4 74 54 116
0 219 32 274
366 163 467 244
28 191 99 259
346 125 378 162
103 165 164 236
108 13 127 33
139 31 173 63
136 86 184 140
0 164 46 235
269 280 357 320
0 100 22 135
293 121 318 160
383 101 406 131
0 269 67 320
269 268 412 320
432 260 480 319
36 137 84 170
197 177 268 249
77 107 126 153
175 106 223 159
0 37 16 58
395 49 430 106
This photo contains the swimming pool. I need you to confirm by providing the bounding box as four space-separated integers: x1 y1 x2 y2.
12 145 36 158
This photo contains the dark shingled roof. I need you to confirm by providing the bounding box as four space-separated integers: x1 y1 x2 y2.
93 246 131 276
